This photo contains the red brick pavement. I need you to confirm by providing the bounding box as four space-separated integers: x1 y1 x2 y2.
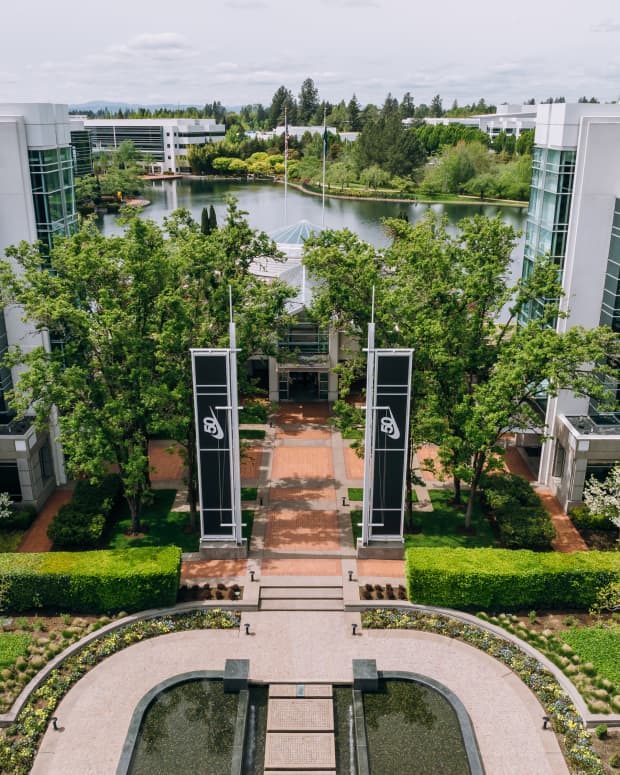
536 488 589 552
269 485 337 502
357 559 406 578
344 446 364 480
271 447 334 480
18 488 73 553
149 440 186 481
262 558 342 575
181 559 248 580
240 446 263 479
264 509 340 551
275 427 330 440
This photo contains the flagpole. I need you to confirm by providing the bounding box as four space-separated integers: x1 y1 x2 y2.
284 106 288 224
321 105 327 228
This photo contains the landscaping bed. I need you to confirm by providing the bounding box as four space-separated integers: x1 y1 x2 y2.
362 607 608 774
177 582 243 602
359 583 408 601
0 608 240 774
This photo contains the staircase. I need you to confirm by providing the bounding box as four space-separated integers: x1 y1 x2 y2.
259 577 344 611
264 683 336 774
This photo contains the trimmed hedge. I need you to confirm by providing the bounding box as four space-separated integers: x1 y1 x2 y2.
47 474 122 547
482 473 556 550
0 546 181 614
569 504 617 533
406 547 620 610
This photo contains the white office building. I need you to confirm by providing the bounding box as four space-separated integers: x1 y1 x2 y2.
519 103 620 508
83 117 225 174
0 103 75 506
408 103 537 139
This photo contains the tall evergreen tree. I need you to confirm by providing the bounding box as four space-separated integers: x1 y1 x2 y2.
298 78 320 125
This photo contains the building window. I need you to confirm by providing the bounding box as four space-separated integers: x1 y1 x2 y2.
0 462 22 501
552 441 565 478
39 441 54 481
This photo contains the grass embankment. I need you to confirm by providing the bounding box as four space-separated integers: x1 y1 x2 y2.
561 626 620 686
405 490 496 549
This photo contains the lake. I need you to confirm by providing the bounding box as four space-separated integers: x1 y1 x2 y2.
99 178 527 250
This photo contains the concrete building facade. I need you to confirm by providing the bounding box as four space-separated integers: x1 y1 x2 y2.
521 103 620 508
0 103 73 507
83 117 225 174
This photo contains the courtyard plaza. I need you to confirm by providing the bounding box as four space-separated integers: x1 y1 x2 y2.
24 403 582 773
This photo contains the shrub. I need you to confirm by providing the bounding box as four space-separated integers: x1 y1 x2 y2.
47 504 106 547
569 504 617 532
595 724 608 739
406 547 620 610
0 547 181 614
482 473 556 549
47 475 122 548
0 504 37 532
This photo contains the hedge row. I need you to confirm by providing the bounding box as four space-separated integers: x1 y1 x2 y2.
406 547 620 610
481 473 556 550
47 474 122 547
0 546 181 614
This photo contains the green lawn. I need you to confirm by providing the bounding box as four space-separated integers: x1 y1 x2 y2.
239 428 266 440
348 487 418 504
104 490 200 553
105 492 254 554
0 531 26 553
0 633 31 668
404 489 497 549
241 487 258 501
561 626 620 686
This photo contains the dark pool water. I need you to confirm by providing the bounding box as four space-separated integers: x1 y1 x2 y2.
363 679 471 775
128 679 237 775
242 686 268 774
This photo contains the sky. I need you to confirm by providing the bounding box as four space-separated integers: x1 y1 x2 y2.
1 0 620 109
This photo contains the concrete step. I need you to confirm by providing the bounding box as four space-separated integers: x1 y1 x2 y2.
259 576 343 588
259 599 344 611
260 587 343 600
267 698 334 732
264 771 336 774
269 684 333 699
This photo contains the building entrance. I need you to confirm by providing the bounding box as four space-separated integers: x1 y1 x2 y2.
278 370 329 401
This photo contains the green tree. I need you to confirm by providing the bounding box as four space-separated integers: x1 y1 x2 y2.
269 85 296 127
0 215 175 532
298 78 320 124
304 214 619 530
359 164 390 189
430 94 443 117
208 205 217 232
154 201 292 525
347 94 362 131
400 92 415 119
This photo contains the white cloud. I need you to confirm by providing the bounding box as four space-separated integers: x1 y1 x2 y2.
591 19 620 32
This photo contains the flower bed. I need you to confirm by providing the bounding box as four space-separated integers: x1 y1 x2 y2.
362 608 606 775
0 608 240 774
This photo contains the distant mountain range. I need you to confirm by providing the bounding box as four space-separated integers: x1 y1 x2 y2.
69 101 242 113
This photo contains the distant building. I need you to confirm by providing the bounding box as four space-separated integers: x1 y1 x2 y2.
83 117 226 174
518 103 620 508
273 125 336 141
0 103 75 506
406 104 537 139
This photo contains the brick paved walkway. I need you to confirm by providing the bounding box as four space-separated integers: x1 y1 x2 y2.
17 487 73 553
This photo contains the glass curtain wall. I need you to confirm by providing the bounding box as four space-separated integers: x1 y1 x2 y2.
28 147 78 253
519 147 576 324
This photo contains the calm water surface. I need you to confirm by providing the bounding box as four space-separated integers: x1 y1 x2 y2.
100 178 527 249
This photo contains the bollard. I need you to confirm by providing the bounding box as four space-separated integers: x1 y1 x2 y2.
51 717 59 731
351 623 358 636
250 570 255 582
542 716 550 729
244 623 251 636
348 570 354 582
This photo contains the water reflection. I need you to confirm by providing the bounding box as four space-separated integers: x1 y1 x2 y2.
99 179 527 249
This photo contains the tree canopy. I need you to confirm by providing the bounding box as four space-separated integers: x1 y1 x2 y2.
303 213 619 526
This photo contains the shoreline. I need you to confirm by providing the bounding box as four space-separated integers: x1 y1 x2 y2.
174 174 528 208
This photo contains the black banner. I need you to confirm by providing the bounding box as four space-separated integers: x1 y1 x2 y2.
192 351 235 538
370 352 412 537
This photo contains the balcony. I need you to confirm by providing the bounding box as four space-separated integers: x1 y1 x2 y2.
565 413 620 436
